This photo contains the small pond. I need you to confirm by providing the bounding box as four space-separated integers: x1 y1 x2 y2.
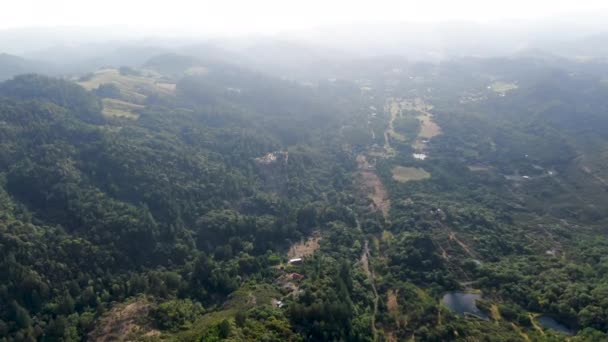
441 292 488 320
537 315 575 335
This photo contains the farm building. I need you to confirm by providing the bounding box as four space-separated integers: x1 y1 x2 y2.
288 258 302 265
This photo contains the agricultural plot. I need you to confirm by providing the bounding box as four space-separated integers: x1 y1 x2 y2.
78 68 177 119
78 68 176 103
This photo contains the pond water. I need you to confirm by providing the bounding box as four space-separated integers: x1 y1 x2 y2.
441 292 488 320
537 315 574 335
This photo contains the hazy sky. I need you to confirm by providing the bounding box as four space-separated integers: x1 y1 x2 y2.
2 0 608 35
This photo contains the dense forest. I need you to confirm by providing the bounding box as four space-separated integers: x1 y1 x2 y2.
1 49 608 342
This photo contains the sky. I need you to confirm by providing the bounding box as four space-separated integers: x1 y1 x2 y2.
2 0 608 35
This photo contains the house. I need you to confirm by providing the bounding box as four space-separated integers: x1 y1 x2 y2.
271 298 285 308
289 273 305 281
288 258 302 265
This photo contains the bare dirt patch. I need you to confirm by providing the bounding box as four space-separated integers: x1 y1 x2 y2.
387 289 399 315
490 304 502 321
413 113 442 151
357 155 390 218
288 232 321 259
392 166 431 183
89 298 159 342
417 114 441 140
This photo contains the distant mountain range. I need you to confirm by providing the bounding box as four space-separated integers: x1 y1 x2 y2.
0 53 53 81
2 18 608 81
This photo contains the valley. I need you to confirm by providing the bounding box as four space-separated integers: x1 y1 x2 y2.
2 38 608 342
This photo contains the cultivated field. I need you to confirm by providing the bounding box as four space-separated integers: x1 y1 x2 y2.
78 68 176 103
78 68 177 119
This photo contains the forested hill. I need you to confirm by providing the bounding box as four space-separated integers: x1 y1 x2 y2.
3 53 608 342
0 68 367 341
0 54 52 82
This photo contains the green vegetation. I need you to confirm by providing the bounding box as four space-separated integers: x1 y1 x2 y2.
2 52 608 342
100 98 143 119
391 166 431 183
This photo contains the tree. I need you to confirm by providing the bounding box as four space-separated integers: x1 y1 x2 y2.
13 302 31 329
218 319 231 338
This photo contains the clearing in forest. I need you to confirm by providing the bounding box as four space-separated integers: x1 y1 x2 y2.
89 298 159 342
387 289 399 315
394 98 441 152
387 100 407 142
412 112 442 151
79 68 178 120
468 165 490 172
490 304 502 321
392 166 431 183
287 232 321 259
78 68 176 103
357 155 391 218
101 98 144 119
416 113 441 140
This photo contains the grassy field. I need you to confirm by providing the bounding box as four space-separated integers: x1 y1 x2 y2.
417 113 441 139
78 68 177 120
468 165 490 172
388 101 407 142
392 166 431 183
392 98 442 152
413 112 441 151
78 68 176 104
